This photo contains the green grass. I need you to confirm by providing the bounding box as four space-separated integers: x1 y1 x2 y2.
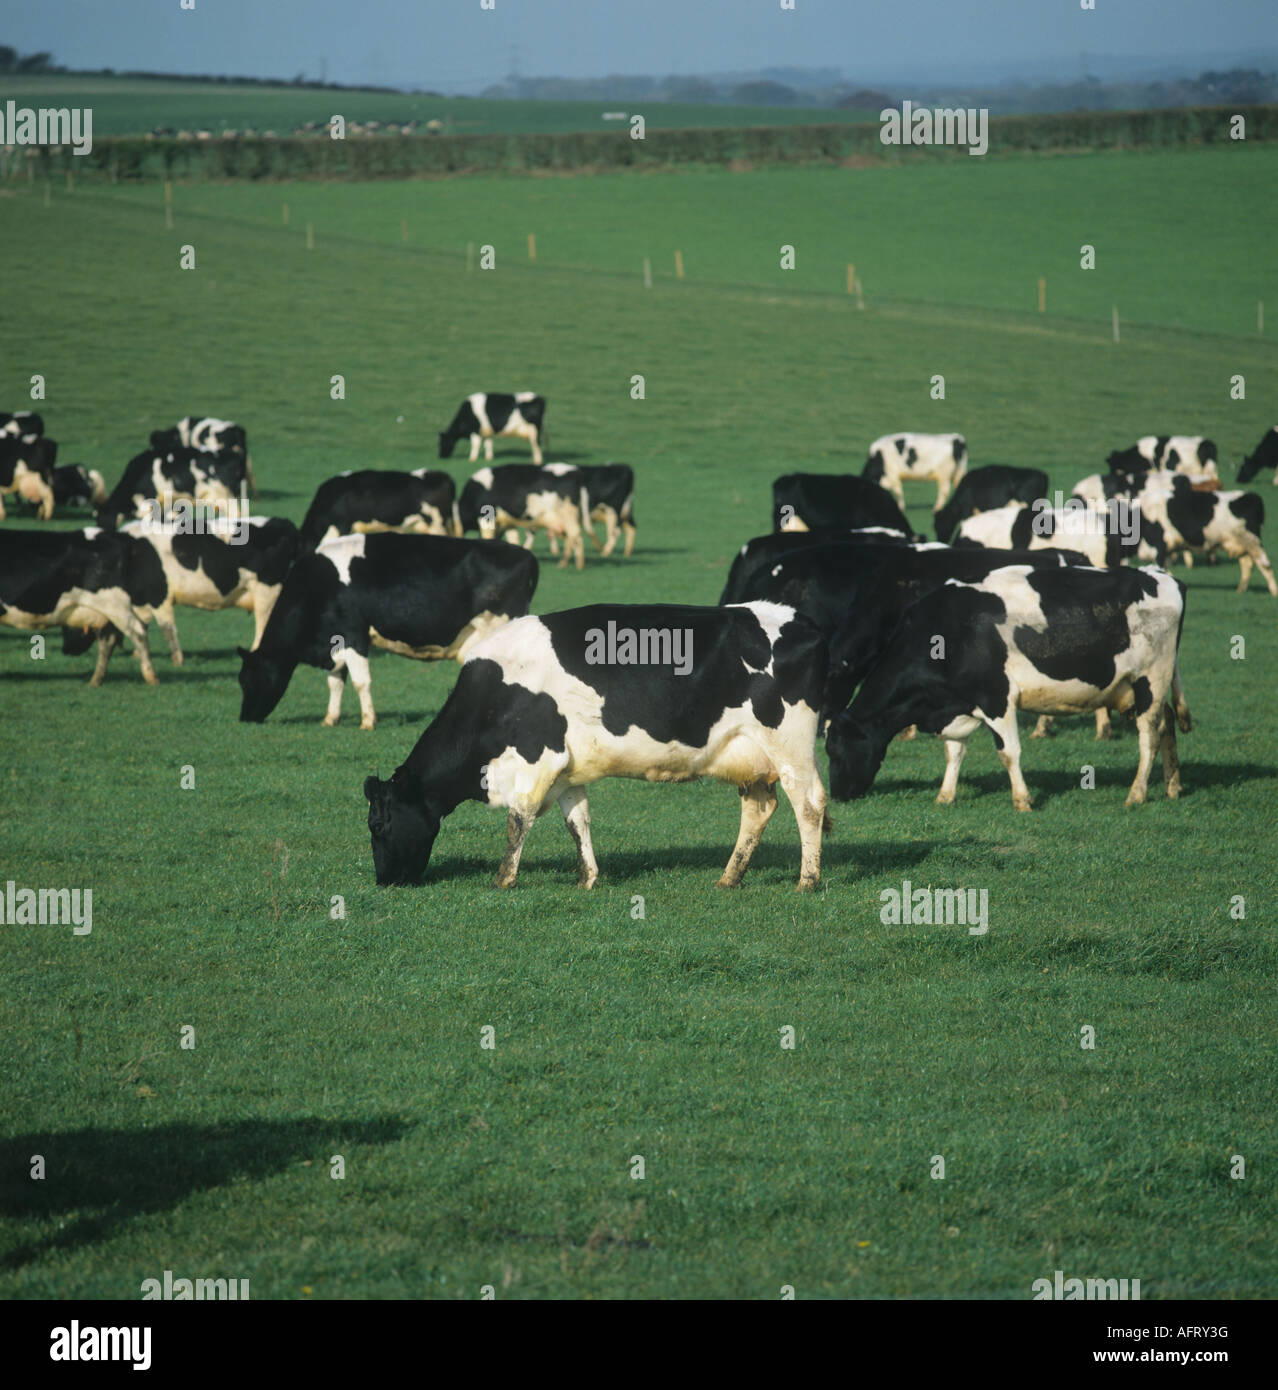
1 148 1275 1299
1 74 876 137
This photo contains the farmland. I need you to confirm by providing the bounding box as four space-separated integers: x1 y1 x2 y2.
1 146 1276 1299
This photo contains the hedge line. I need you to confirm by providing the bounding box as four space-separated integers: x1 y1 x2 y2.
4 103 1274 182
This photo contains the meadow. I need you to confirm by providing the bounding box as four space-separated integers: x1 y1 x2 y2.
2 74 876 136
1 145 1275 1299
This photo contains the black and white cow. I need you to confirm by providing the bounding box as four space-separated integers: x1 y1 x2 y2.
151 417 256 497
363 601 829 891
577 463 637 557
299 469 458 551
933 465 1049 543
0 527 165 684
458 463 585 570
772 473 919 538
1132 476 1276 594
1237 427 1278 486
97 447 235 528
864 432 968 511
718 528 921 607
0 433 57 521
0 411 45 438
1108 437 1218 479
51 464 108 510
439 392 546 465
825 565 1190 811
238 532 539 729
121 515 301 662
953 499 1132 567
820 547 1088 723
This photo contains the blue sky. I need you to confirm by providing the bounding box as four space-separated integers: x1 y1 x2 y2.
5 0 1274 91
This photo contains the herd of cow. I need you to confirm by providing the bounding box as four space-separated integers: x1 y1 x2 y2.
3 400 1277 893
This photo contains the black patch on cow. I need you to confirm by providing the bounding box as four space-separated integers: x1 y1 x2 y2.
1130 675 1153 717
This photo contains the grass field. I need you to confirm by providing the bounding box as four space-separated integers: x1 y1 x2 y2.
1 146 1276 1300
1 74 876 136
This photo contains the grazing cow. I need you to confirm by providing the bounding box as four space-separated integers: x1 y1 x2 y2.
299 469 459 550
1237 426 1278 486
0 433 57 520
0 527 165 684
151 417 256 497
577 463 637 557
363 601 828 891
0 411 45 438
439 392 546 465
772 473 919 538
820 547 1088 723
97 447 235 528
238 532 539 729
48 464 108 510
1133 476 1276 594
864 432 968 511
718 527 923 606
953 499 1134 568
121 515 301 661
825 565 1190 811
458 463 585 570
1108 437 1218 479
933 465 1049 543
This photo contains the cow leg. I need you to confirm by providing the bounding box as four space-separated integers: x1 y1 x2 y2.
622 520 636 558
1252 545 1277 596
484 437 494 461
89 628 117 687
936 738 969 805
600 509 620 557
1094 707 1113 741
250 585 278 650
0 492 6 520
38 480 55 521
525 530 539 552
1172 662 1192 732
245 453 259 499
322 667 347 726
1160 705 1182 799
1126 703 1163 806
717 779 777 889
1030 715 1054 739
1236 552 1253 593
343 649 376 730
494 808 535 889
781 765 826 892
156 601 183 666
558 786 598 888
530 435 543 466
985 705 1031 811
933 477 951 512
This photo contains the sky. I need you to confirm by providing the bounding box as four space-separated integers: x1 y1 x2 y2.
4 0 1275 91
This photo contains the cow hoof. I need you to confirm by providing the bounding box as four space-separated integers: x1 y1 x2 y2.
143 671 160 686
321 715 339 728
1014 800 1033 812
715 877 741 890
795 878 818 893
1124 793 1145 807
88 675 104 689
935 793 955 806
172 653 185 667
576 876 598 890
493 876 517 890
360 719 376 731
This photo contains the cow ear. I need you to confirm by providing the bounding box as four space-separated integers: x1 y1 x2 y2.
235 645 250 660
364 776 384 803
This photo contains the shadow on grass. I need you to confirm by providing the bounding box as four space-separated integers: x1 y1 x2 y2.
0 1116 412 1272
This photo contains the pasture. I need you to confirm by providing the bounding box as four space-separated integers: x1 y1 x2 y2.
2 146 1276 1299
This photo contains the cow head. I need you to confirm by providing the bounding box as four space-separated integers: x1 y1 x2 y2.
438 430 458 460
863 451 885 483
1237 453 1263 484
236 645 294 723
364 775 441 885
824 710 887 802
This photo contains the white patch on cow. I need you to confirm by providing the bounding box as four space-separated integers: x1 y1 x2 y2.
543 462 576 476
81 527 102 540
514 391 536 403
467 393 493 436
317 532 367 585
471 466 494 490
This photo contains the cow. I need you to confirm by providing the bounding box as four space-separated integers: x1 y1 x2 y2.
864 432 968 511
0 434 56 521
439 392 546 465
933 465 1049 543
819 547 1089 723
458 463 585 570
719 528 923 607
363 601 829 891
577 463 637 557
237 532 539 729
772 473 919 538
1108 437 1218 479
48 464 108 510
0 527 165 684
1237 427 1278 486
120 515 301 662
151 417 256 497
97 447 235 528
953 499 1136 568
299 469 459 551
1072 467 1161 507
825 565 1190 812
1132 476 1276 595
0 411 45 438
